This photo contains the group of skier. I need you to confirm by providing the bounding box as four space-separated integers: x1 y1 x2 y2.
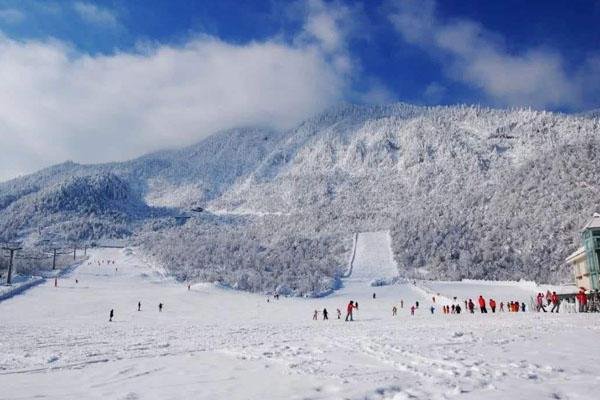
109 301 163 322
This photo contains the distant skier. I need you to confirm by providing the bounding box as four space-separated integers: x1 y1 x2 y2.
188 284 191 291
75 279 79 284
138 301 141 311
415 301 419 309
373 293 376 299
109 309 114 322
323 308 328 320
499 302 504 312
521 302 526 312
313 310 318 320
478 296 487 313
336 308 341 319
392 306 397 316
430 306 435 314
400 299 404 308
432 296 436 303
468 299 475 313
54 277 58 287
158 303 163 312
345 301 357 321
550 292 560 313
455 304 461 314
410 305 415 315
489 299 496 313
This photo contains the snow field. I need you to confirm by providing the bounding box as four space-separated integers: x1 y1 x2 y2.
0 247 599 400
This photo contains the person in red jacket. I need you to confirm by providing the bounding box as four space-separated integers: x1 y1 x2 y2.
478 296 487 313
550 292 560 313
577 290 588 312
489 298 497 313
345 300 357 321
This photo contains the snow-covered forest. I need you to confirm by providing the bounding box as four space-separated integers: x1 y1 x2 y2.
1 103 599 292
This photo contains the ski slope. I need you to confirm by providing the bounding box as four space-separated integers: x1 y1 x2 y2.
349 231 399 282
1 248 599 400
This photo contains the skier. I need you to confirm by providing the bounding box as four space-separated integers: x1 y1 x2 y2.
400 299 404 308
455 304 462 314
410 305 415 315
54 277 58 287
336 308 341 319
392 306 397 316
188 284 191 291
478 296 487 313
415 301 419 309
521 302 526 312
158 303 163 312
537 293 547 312
313 310 318 320
323 308 328 320
345 301 357 321
550 292 560 313
432 296 436 303
109 309 114 322
489 299 496 313
137 301 141 311
430 305 435 314
468 299 475 314
373 293 376 299
75 279 78 284
499 302 504 312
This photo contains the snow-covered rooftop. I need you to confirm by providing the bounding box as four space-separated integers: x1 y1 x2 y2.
582 213 600 231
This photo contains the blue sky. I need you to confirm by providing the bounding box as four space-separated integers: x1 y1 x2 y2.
0 0 599 180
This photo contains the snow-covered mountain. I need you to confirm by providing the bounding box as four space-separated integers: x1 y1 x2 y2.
2 103 599 290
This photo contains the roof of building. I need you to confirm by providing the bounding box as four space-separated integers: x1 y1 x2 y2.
566 246 586 262
582 213 600 231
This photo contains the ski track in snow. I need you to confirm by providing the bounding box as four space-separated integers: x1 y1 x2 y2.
1 244 599 400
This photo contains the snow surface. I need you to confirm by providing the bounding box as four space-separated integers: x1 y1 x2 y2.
349 231 399 282
1 247 599 400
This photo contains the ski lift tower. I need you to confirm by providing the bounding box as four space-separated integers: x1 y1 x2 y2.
2 242 22 285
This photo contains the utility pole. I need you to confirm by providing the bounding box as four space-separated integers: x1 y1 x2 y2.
52 248 59 270
2 245 22 285
73 246 77 261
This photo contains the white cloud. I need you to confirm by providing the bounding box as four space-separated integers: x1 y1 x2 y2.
73 2 118 28
423 82 446 104
0 8 25 24
0 34 346 181
389 0 598 109
296 0 362 76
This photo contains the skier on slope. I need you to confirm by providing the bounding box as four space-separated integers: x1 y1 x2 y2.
478 296 487 313
468 299 475 313
158 303 163 312
323 308 328 320
138 301 141 311
313 310 318 320
109 309 114 322
345 301 357 321
336 308 341 319
489 298 497 313
410 305 415 315
392 306 397 316
550 292 560 313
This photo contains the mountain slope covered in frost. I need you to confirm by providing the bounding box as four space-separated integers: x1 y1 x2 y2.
1 103 599 291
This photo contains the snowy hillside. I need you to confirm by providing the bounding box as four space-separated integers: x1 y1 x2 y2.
2 103 600 287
